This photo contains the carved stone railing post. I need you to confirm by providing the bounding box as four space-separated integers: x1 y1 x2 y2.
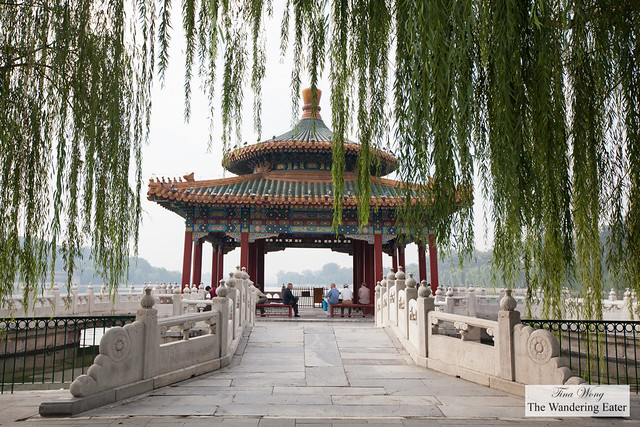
417 280 434 358
375 282 382 326
212 283 229 359
395 266 406 291
172 287 183 316
467 285 477 317
444 287 454 313
228 271 239 339
380 277 388 325
239 267 248 325
71 284 79 314
86 284 94 314
402 273 418 339
498 289 519 381
385 269 395 326
137 288 158 380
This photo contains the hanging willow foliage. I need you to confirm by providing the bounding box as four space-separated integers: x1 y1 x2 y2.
0 0 154 303
2 1 640 319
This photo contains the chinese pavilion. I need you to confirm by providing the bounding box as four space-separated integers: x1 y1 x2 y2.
147 88 441 299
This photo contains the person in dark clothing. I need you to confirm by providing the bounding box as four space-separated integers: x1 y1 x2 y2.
282 283 300 317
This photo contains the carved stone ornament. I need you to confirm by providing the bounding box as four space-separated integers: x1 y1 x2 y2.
398 295 405 310
409 305 417 321
216 285 229 297
418 281 431 298
140 288 155 309
405 272 417 288
527 329 559 364
227 272 236 288
101 328 131 362
395 266 405 280
386 269 396 281
499 289 518 311
430 317 441 334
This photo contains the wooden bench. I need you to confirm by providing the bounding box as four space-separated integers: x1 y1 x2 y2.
329 304 375 318
255 304 292 317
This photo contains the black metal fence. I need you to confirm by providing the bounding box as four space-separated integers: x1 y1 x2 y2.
522 319 640 393
1 316 136 393
265 286 325 308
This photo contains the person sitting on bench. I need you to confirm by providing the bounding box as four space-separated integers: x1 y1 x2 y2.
325 283 340 316
254 286 268 315
341 284 353 304
283 283 300 317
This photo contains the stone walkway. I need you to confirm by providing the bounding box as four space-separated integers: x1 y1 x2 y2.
2 319 639 425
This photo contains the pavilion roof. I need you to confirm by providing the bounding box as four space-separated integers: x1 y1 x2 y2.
147 171 410 208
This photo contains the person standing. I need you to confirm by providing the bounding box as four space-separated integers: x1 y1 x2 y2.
283 283 300 317
358 283 370 305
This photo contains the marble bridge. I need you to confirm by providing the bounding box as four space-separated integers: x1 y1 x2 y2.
1 268 639 425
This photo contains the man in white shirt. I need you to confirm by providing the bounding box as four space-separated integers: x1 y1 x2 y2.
340 284 353 304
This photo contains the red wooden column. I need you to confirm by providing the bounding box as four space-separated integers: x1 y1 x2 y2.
429 234 439 294
398 246 406 270
256 239 265 291
352 240 360 303
368 243 375 293
364 243 373 288
211 244 218 288
240 231 249 270
392 248 398 272
181 230 193 291
374 234 383 284
217 247 224 285
248 241 257 282
192 239 203 286
418 244 427 283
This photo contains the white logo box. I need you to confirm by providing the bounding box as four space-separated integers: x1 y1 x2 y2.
526 385 630 417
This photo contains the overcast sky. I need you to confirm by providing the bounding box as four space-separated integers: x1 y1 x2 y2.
136 6 493 285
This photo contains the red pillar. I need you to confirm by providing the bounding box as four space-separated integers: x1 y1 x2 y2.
429 234 439 295
256 240 265 291
374 234 383 284
217 247 224 285
365 243 375 289
240 231 249 270
352 240 359 303
211 244 218 288
181 231 193 291
392 251 398 272
248 241 257 282
192 239 203 286
418 244 427 283
398 246 406 270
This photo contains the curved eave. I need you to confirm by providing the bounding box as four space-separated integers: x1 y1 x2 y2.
223 140 397 176
147 172 468 211
149 174 405 208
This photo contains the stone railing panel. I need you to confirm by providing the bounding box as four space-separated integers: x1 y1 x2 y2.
376 281 587 397
69 321 146 397
40 276 256 417
428 311 499 379
513 325 582 386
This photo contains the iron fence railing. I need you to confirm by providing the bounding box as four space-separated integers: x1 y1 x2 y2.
265 286 325 308
1 315 136 393
522 319 640 393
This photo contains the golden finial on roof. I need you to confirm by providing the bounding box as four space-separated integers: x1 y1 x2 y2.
301 87 322 120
